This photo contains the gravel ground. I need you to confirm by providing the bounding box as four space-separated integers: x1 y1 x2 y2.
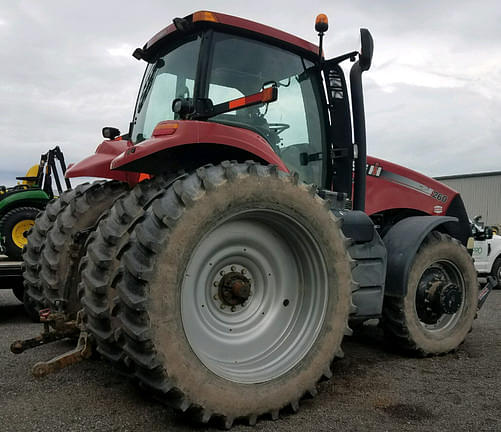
0 288 499 432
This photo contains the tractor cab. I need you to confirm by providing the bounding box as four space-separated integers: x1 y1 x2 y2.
131 25 327 187
125 11 372 208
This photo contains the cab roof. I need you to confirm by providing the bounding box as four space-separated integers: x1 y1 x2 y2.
141 10 319 60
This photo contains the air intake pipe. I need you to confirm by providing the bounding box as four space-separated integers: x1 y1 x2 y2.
350 28 374 212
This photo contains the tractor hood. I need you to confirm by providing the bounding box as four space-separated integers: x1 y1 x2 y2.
365 155 459 216
365 155 471 246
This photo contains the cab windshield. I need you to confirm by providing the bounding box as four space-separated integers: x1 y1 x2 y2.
131 36 201 143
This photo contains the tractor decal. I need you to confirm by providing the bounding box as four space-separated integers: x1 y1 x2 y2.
373 167 449 203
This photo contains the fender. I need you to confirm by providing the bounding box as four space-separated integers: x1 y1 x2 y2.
0 189 49 213
110 120 288 174
383 215 458 297
65 139 141 185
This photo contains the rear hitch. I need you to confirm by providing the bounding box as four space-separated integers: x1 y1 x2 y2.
10 309 92 377
10 309 79 354
32 330 92 378
478 276 495 310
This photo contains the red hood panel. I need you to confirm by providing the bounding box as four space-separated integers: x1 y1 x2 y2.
366 155 458 216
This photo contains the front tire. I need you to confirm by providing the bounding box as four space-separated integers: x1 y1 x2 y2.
0 206 40 260
382 231 478 355
118 162 354 427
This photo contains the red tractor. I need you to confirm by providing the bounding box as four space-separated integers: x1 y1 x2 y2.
15 11 492 428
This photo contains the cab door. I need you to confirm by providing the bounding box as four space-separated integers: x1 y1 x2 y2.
206 32 329 187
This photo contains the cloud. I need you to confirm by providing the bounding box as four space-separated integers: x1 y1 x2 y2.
371 65 466 90
0 0 500 188
107 44 135 58
365 81 501 177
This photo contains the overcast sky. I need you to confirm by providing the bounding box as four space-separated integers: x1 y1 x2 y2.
1 1 500 186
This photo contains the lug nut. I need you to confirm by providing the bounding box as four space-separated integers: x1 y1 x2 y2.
213 295 218 300
213 281 218 287
220 270 225 276
241 269 246 274
231 306 236 312
220 304 225 310
231 266 236 272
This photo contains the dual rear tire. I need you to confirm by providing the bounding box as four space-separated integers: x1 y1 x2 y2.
81 162 354 427
22 182 128 321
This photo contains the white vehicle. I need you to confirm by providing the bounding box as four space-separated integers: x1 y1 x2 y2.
472 216 501 287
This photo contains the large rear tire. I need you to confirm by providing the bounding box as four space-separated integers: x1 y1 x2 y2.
118 162 354 427
23 191 76 321
40 181 128 317
81 175 171 365
382 231 478 355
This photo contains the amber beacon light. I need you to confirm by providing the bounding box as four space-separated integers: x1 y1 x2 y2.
315 14 328 59
315 13 329 32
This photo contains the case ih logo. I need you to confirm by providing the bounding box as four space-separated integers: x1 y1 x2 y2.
367 163 382 177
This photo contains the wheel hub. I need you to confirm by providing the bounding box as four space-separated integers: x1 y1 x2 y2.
219 271 251 306
12 219 35 248
211 264 253 312
416 271 463 324
439 283 462 314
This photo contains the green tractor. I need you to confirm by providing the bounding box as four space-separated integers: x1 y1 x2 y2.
0 147 71 260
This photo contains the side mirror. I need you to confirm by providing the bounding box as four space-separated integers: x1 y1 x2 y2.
102 127 121 140
485 227 494 240
359 28 374 72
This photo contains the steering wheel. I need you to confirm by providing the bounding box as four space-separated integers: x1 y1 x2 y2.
268 123 290 135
